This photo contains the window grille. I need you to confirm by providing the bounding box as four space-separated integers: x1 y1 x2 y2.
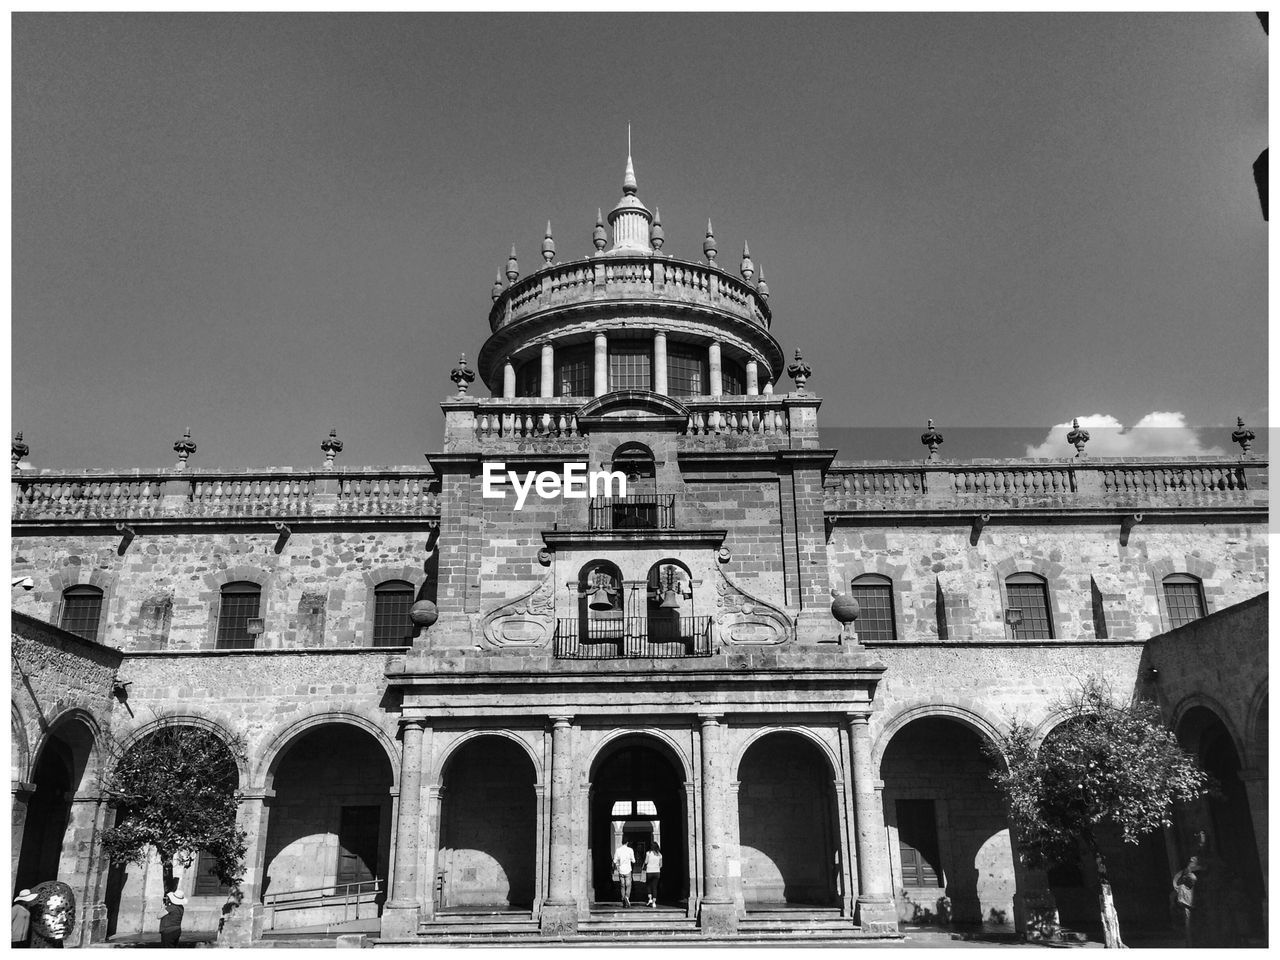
1163 575 1206 628
216 582 261 649
851 576 896 641
609 340 652 391
60 585 103 642
514 360 540 397
372 581 415 647
722 358 746 395
1005 574 1053 639
667 343 707 396
555 344 594 396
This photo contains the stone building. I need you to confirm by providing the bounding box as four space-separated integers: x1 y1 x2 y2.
9 156 1268 946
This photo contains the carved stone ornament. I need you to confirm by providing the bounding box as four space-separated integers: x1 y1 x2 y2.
787 349 812 392
1232 416 1255 455
1066 418 1090 457
481 571 555 646
714 565 793 645
920 419 944 460
450 353 476 395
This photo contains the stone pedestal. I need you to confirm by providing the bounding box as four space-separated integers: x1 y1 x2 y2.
380 901 422 940
539 902 579 938
697 900 739 936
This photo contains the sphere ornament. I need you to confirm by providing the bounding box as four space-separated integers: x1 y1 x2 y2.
173 428 197 471
1066 417 1090 457
410 599 439 633
12 431 29 469
450 353 477 395
786 348 812 392
831 593 860 625
1232 416 1255 455
920 419 944 460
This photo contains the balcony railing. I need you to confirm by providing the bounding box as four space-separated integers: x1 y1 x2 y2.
553 616 712 658
589 494 676 530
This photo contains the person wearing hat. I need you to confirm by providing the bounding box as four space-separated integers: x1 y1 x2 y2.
11 889 37 948
159 889 186 947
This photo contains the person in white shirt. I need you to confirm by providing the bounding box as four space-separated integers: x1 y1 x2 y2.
643 843 663 907
613 840 636 907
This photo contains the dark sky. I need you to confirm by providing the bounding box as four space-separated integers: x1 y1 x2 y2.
11 13 1268 470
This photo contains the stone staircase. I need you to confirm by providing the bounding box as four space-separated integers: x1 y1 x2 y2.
417 908 542 942
577 905 700 939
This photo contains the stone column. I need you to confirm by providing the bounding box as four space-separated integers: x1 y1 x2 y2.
848 713 897 933
381 719 427 940
540 716 578 935
708 342 723 397
503 361 516 398
594 333 608 396
219 790 275 946
697 714 737 934
540 343 555 399
653 332 668 395
745 360 759 396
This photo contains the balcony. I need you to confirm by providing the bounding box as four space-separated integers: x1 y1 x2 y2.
553 616 712 659
589 494 676 530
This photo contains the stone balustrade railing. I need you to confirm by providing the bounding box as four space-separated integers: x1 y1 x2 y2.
489 255 771 332
13 469 441 522
682 397 790 436
824 458 1268 512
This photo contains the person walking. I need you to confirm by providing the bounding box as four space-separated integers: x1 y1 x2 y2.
643 843 663 908
159 889 186 947
613 840 636 908
11 890 36 948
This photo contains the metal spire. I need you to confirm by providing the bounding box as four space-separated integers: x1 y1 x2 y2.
623 124 638 196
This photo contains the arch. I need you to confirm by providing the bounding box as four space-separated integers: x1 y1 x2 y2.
33 707 103 786
873 701 1009 773
256 711 400 791
12 701 31 783
1171 694 1247 764
586 728 694 784
732 724 841 781
433 728 543 785
202 564 274 592
118 713 248 788
574 389 691 425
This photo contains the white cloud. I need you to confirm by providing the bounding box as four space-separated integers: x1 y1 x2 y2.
1024 412 1225 458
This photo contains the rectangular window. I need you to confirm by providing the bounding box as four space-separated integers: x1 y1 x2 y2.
1164 582 1206 628
850 580 896 642
1006 580 1052 639
216 587 261 649
609 340 652 391
60 589 103 642
515 360 540 397
667 343 707 396
336 805 381 886
722 359 745 395
896 799 942 887
555 345 594 396
372 585 415 647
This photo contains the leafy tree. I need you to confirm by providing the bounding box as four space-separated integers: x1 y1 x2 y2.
100 725 248 894
990 678 1210 948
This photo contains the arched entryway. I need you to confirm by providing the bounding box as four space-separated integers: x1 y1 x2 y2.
736 732 839 907
879 716 1015 930
588 736 689 907
1175 705 1265 941
436 736 537 911
262 723 394 930
15 713 97 893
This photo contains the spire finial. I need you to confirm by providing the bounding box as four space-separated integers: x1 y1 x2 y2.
491 271 504 302
703 219 718 267
756 262 769 299
173 427 197 471
1232 416 1256 455
1066 417 1090 457
623 124 638 196
740 242 755 281
542 221 556 264
593 209 607 253
787 348 812 392
450 353 476 396
505 245 519 283
650 207 664 250
321 427 344 469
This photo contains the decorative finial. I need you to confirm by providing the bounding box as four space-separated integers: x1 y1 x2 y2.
173 428 197 471
650 207 664 250
920 419 944 460
1232 416 1256 455
740 242 755 281
593 209 607 253
450 353 476 395
623 124 638 196
703 219 718 267
491 271 504 302
542 221 556 264
505 245 519 283
11 431 29 470
1066 417 1090 457
756 262 769 299
787 348 812 392
321 428 343 469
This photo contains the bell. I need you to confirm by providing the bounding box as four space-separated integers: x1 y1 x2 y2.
660 588 682 609
589 586 614 611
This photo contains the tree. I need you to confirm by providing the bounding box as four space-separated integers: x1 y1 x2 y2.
990 678 1210 948
100 725 248 894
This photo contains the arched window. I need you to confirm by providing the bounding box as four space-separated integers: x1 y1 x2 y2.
216 581 262 649
646 560 692 645
372 580 415 647
59 585 104 642
1005 573 1052 640
578 560 624 644
850 574 896 642
1163 574 1206 628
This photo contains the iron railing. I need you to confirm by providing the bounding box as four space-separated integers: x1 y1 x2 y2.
553 616 712 658
263 877 383 930
589 494 676 531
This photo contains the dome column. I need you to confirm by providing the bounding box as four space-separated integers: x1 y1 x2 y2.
594 333 608 396
745 360 759 396
540 343 555 399
653 332 668 395
503 361 516 399
708 341 723 397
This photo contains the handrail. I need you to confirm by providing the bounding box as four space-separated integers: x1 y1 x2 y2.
263 877 383 930
553 616 712 658
590 494 676 530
